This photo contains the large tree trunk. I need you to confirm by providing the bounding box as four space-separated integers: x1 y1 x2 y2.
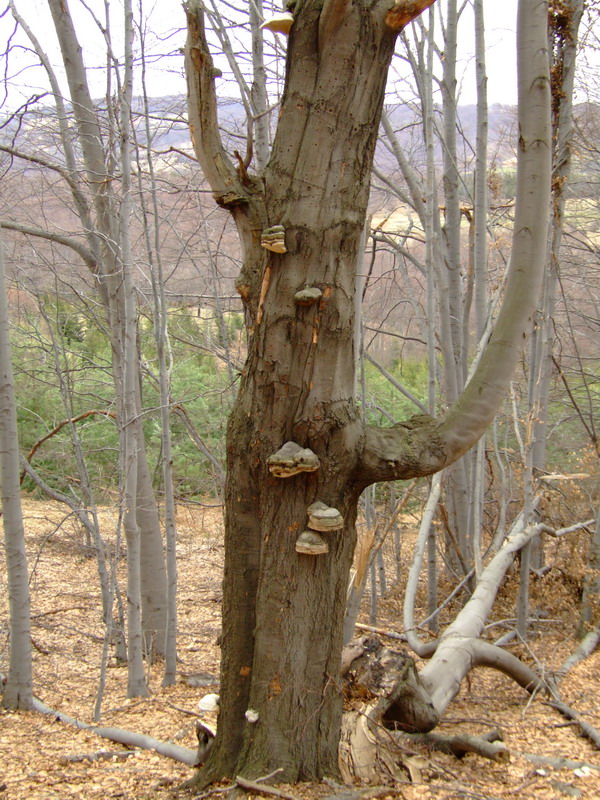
185 0 549 783
213 7 400 780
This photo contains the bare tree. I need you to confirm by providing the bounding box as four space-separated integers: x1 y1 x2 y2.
3 0 169 682
185 0 551 783
0 231 33 710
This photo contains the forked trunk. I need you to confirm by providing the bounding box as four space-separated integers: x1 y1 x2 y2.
197 3 402 781
185 0 549 783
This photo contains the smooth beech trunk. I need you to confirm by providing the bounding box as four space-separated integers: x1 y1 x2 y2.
185 0 550 783
0 233 33 710
43 0 168 661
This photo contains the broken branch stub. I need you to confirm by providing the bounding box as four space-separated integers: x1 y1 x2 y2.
267 441 320 477
307 500 344 531
343 636 439 734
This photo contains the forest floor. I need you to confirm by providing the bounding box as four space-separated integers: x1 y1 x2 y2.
1 498 600 800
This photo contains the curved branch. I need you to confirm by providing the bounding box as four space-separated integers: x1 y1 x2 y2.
356 0 551 484
470 639 541 692
184 1 253 207
0 221 98 272
22 409 116 480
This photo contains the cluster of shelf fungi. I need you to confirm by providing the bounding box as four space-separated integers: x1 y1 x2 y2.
267 441 344 555
261 222 338 555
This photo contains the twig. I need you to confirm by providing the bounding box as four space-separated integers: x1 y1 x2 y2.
322 788 396 800
543 699 600 749
31 637 51 655
32 606 88 619
354 622 406 641
235 774 299 800
58 750 136 764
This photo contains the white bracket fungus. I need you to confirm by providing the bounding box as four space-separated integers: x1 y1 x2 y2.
260 11 294 35
295 530 329 555
267 441 320 477
307 500 344 531
294 287 323 306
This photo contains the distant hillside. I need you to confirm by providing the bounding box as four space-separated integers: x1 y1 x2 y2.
4 95 595 194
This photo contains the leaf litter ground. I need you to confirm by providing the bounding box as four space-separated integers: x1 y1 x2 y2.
1 499 599 800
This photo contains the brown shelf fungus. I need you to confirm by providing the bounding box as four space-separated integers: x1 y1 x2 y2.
260 225 287 253
294 287 323 306
295 530 328 555
260 11 294 35
307 500 344 531
267 441 320 477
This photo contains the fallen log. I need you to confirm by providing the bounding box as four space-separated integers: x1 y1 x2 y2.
556 628 600 681
32 698 198 765
408 730 509 762
544 699 600 750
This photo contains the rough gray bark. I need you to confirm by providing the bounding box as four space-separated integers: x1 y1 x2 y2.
0 233 33 710
185 0 549 783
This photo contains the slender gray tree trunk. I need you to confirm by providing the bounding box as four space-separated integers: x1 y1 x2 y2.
44 0 168 658
0 233 33 710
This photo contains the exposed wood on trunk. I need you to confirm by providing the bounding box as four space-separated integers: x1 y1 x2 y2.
343 638 438 733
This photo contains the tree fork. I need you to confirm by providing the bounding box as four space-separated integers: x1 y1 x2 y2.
185 0 550 784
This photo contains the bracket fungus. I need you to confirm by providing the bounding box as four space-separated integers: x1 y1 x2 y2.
296 530 329 555
261 224 287 253
267 441 320 477
307 500 344 531
214 191 247 209
260 11 294 35
294 287 323 306
197 692 220 712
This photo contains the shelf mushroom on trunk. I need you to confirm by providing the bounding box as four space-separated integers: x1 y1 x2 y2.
295 500 345 556
267 441 320 478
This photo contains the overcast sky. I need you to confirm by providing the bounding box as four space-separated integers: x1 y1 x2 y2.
3 0 521 110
